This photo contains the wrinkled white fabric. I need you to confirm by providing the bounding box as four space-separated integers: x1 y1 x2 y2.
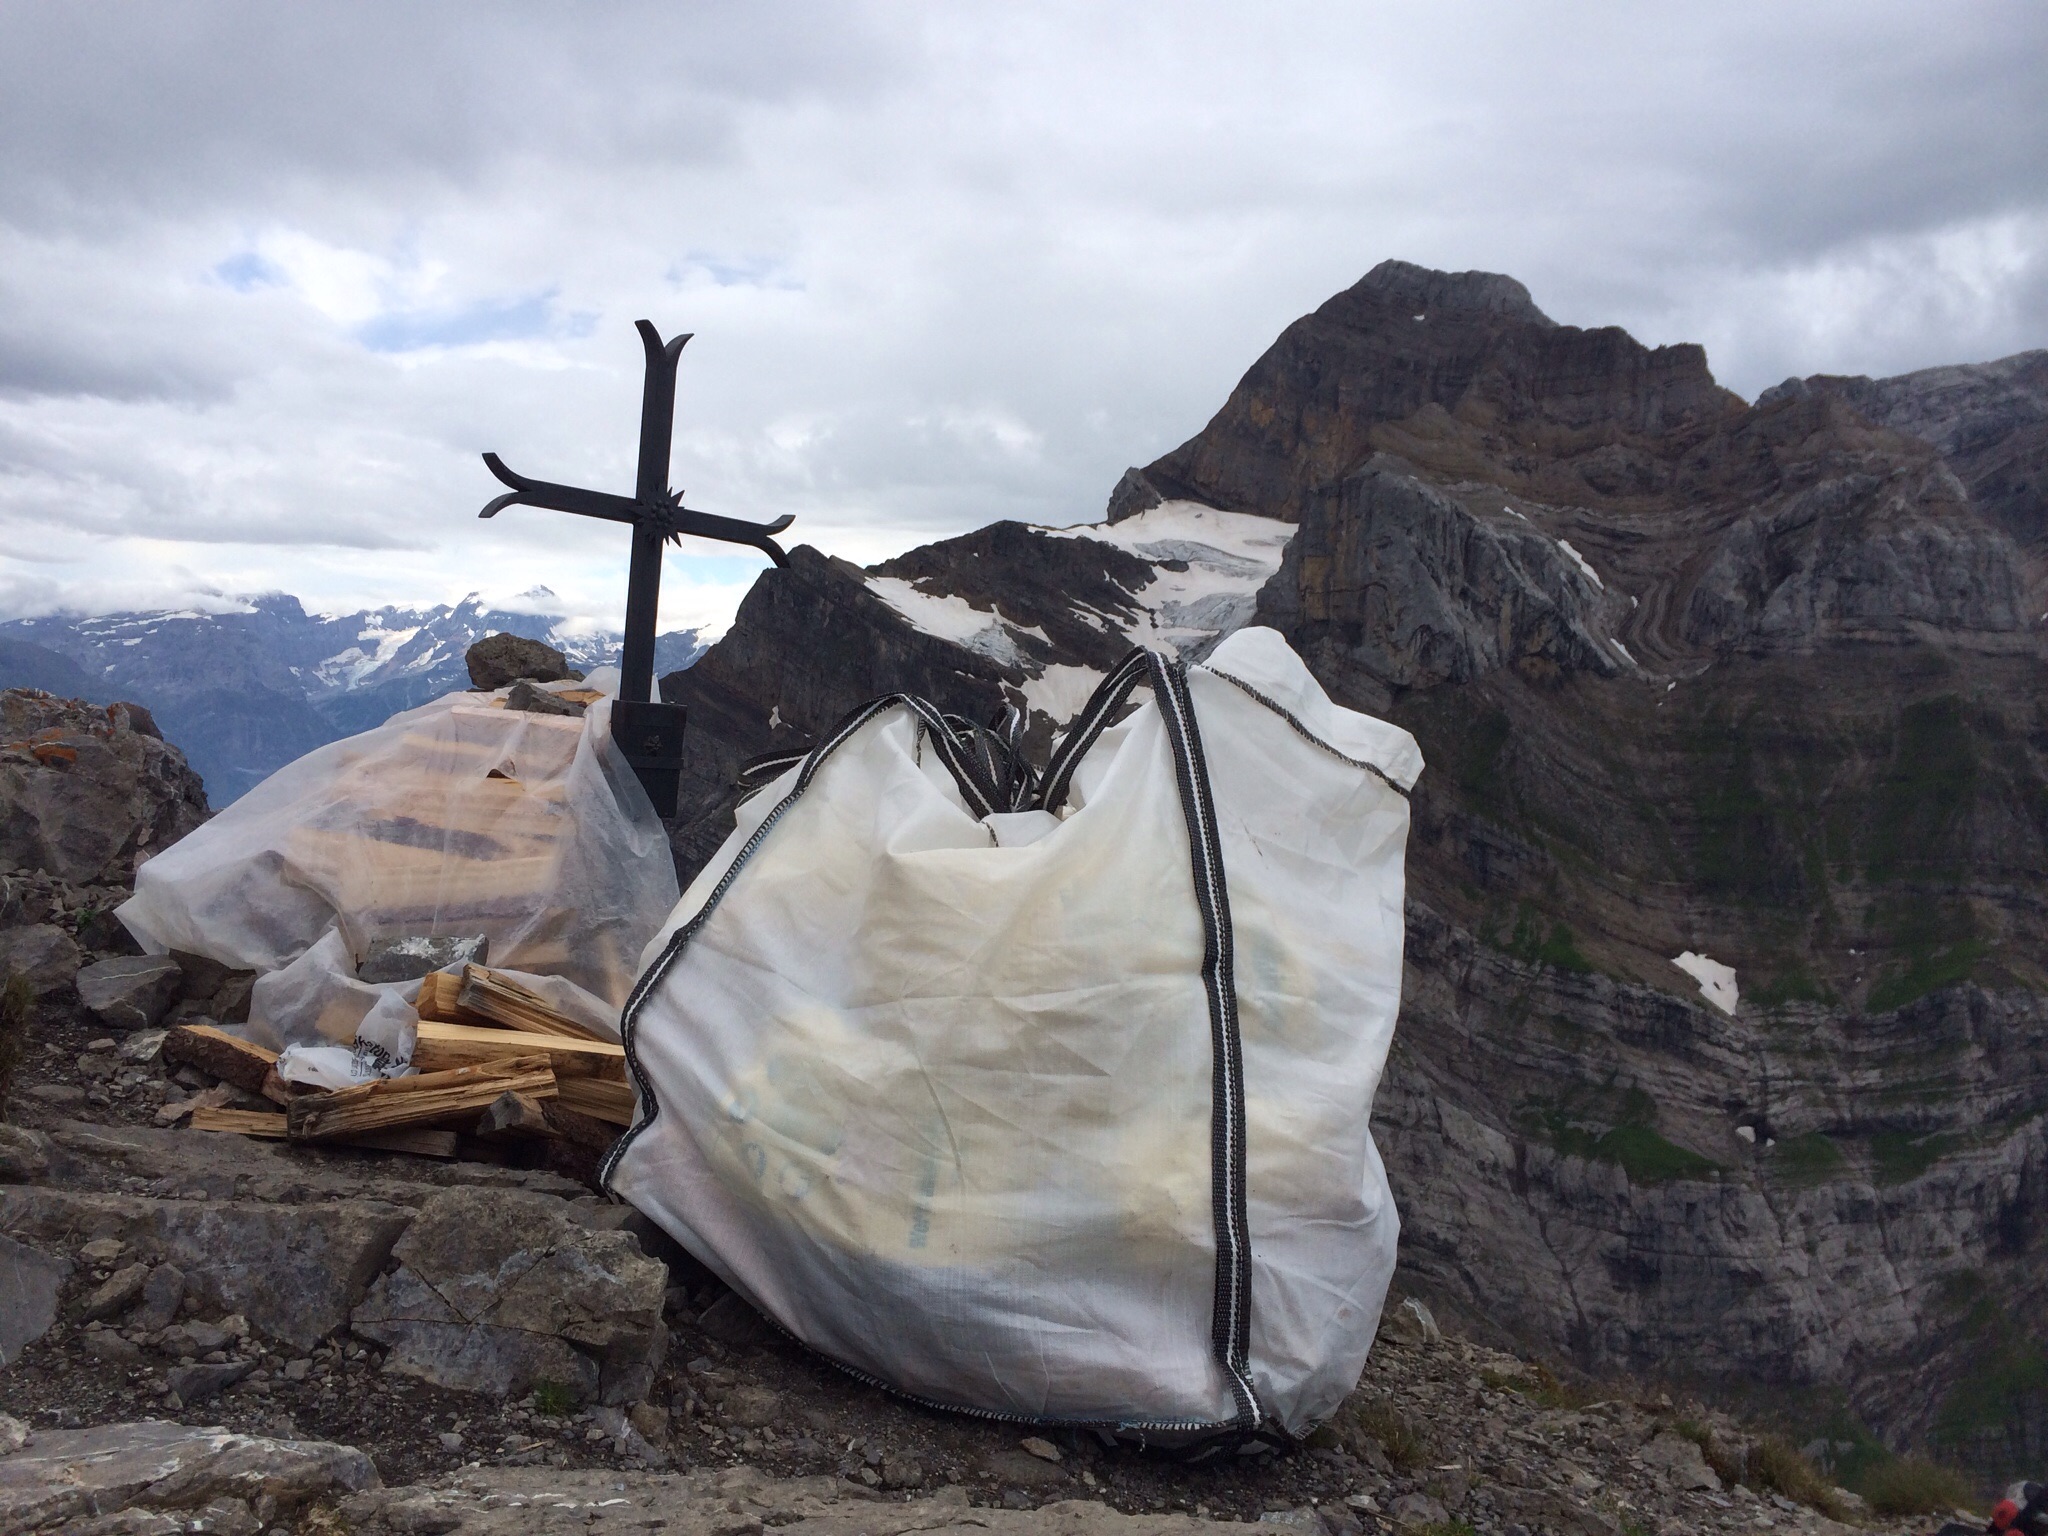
609 628 1417 1437
119 686 676 1048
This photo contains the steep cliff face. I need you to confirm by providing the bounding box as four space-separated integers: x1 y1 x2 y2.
662 263 2048 1478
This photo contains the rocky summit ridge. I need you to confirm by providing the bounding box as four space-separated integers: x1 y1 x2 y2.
660 259 2048 1483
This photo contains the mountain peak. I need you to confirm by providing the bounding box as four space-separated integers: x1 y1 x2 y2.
1346 258 1555 327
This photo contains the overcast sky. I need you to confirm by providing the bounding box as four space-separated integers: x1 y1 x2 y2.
2 2 2044 637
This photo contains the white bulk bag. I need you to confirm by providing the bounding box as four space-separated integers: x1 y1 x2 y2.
606 627 1420 1441
119 686 678 1048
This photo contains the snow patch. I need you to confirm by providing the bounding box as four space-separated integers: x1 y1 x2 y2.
865 578 1046 667
1042 501 1293 657
1019 663 1106 723
1672 952 1738 1015
1557 539 1604 590
1609 638 1637 667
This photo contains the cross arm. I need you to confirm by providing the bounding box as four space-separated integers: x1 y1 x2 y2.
478 452 793 567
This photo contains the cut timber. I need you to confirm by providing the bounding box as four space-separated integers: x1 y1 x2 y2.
190 1107 287 1137
163 1024 278 1096
344 1128 461 1159
188 1107 459 1160
411 1021 624 1079
475 1090 556 1141
554 1075 636 1126
414 970 493 1027
287 1056 556 1142
456 964 608 1041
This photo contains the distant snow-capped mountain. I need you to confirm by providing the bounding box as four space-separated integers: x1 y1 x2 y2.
0 590 705 803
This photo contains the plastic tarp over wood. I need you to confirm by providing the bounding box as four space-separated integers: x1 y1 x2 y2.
118 685 679 1051
605 627 1420 1441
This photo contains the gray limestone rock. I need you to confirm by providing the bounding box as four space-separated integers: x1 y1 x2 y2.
350 1188 666 1405
1638 1430 1722 1491
134 1262 185 1332
0 1421 378 1532
0 923 82 997
504 680 585 716
1255 462 1628 703
466 633 580 691
0 1188 411 1351
167 1360 256 1404
357 935 488 985
77 955 184 1031
0 1233 69 1366
0 1124 51 1182
79 1262 151 1321
0 691 208 887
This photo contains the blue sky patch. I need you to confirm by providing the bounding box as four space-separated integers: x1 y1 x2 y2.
214 251 287 291
357 289 561 353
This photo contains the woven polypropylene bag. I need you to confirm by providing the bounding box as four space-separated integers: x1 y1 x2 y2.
606 627 1420 1440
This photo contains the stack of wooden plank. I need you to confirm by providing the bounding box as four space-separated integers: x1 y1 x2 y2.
175 962 635 1163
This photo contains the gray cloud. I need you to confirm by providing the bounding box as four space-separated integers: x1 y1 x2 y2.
0 1 2043 630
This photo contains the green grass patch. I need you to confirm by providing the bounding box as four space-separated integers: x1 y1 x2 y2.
531 1378 578 1416
1748 966 1832 1007
1869 1131 1960 1186
1868 938 1988 1013
1598 1124 1720 1183
1859 1455 1971 1516
1505 902 1593 973
1769 1132 1847 1187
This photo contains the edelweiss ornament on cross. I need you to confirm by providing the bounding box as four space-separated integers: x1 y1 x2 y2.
477 321 793 817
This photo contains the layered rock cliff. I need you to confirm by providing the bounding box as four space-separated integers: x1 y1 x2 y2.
660 260 2048 1480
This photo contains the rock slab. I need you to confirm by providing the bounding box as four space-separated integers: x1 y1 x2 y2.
0 1187 412 1351
0 1421 378 1533
0 1232 70 1366
350 1188 666 1404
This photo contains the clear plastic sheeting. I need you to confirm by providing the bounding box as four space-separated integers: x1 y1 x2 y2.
119 685 678 1049
606 627 1419 1441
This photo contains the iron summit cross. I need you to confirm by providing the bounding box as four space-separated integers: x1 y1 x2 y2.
477 320 792 817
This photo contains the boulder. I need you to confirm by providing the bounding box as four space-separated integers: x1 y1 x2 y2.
465 634 580 691
166 1360 256 1404
0 1233 70 1366
0 1124 52 1182
504 679 585 716
79 1262 151 1321
350 1188 666 1405
0 691 208 886
76 956 184 1030
1639 1429 1722 1491
0 923 81 996
0 1421 377 1532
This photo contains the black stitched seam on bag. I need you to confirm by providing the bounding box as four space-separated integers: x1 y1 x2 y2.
1151 654 1261 1431
1036 648 1150 813
1202 666 1411 797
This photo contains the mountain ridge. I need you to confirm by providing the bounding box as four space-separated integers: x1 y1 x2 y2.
0 590 705 803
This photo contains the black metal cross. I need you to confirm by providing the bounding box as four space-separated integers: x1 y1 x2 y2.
477 320 792 816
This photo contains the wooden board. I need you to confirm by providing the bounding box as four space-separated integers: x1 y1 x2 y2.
187 1107 458 1159
411 1021 624 1079
554 1075 635 1126
190 1107 287 1137
287 1057 556 1141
